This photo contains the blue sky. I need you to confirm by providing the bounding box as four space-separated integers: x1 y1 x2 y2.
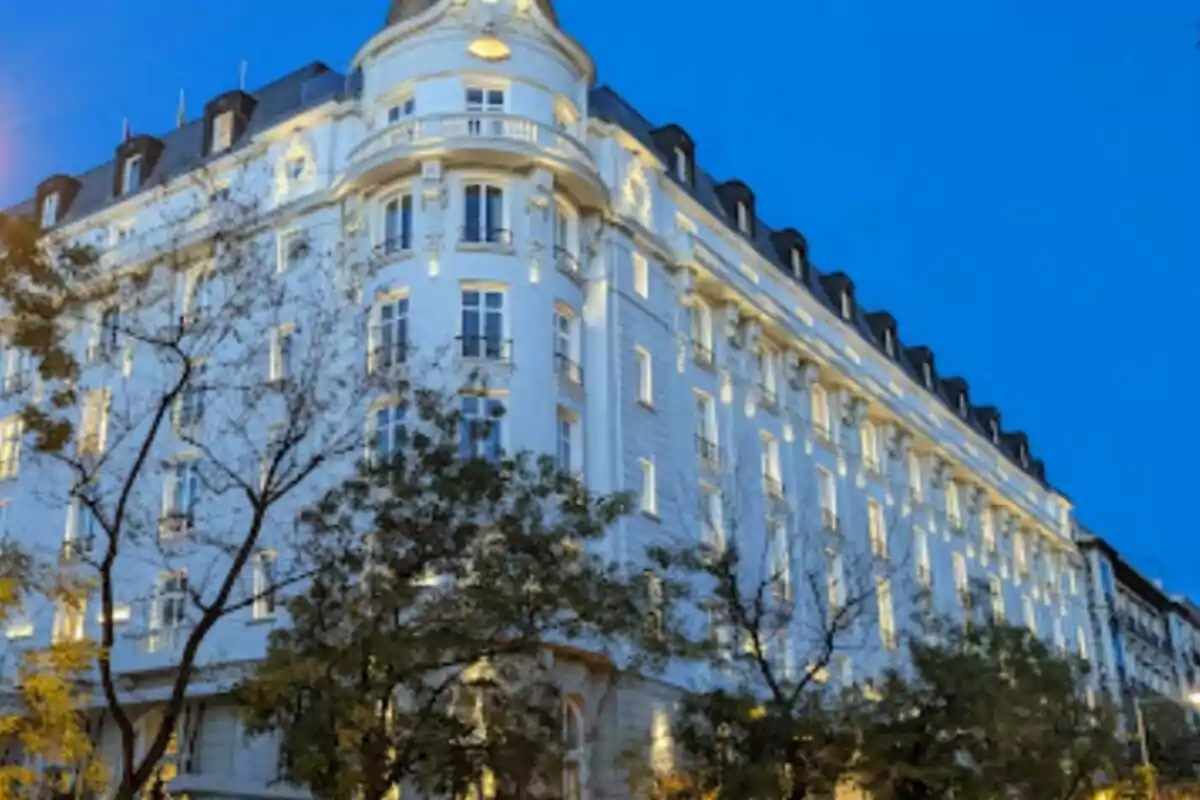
1 0 1197 594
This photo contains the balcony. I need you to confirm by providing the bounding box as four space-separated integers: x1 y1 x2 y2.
346 114 603 205
554 246 583 282
692 341 715 370
554 353 583 387
457 226 514 252
457 335 513 365
695 435 721 474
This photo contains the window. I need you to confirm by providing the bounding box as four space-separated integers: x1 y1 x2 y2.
372 403 406 465
279 230 309 272
461 396 504 461
176 364 206 433
883 327 895 357
954 552 969 610
1053 618 1066 653
90 305 122 363
212 111 234 152
826 549 845 613
860 421 881 473
371 295 410 373
908 451 923 502
1014 532 1029 577
462 183 506 244
981 507 996 554
121 154 142 196
699 486 723 553
914 527 931 586
639 458 657 516
811 384 831 439
554 200 575 257
65 498 99 557
79 388 110 455
673 146 689 183
761 434 782 498
689 301 713 365
945 482 962 530
877 577 896 648
41 192 59 228
1077 625 1089 661
1022 594 1037 635
253 551 277 620
989 419 1000 443
790 248 804 278
152 572 188 633
817 467 837 530
756 348 777 405
460 289 506 360
383 193 414 253
556 410 578 473
632 252 649 299
957 393 968 418
736 201 751 234
1 344 29 394
839 291 852 320
769 520 791 603
922 360 934 389
635 347 653 407
0 416 21 480
990 576 1005 623
387 95 416 124
868 500 887 559
163 460 200 529
52 597 86 643
466 85 505 113
270 325 294 383
694 392 717 468
562 699 585 800
554 308 581 384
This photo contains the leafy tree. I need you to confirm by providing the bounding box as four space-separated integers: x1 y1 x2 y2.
855 613 1121 800
235 386 687 800
0 171 377 799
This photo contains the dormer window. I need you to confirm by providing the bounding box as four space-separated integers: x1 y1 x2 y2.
922 361 933 389
673 146 689 183
840 291 852 320
1019 444 1029 468
957 393 968 418
883 327 895 358
41 192 59 228
989 419 999 444
736 202 751 235
212 111 234 152
121 155 143 196
790 249 804 278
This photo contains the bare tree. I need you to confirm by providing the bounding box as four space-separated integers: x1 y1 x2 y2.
1 166 391 798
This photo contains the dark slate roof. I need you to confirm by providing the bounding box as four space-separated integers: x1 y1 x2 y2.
588 84 1051 490
6 62 347 226
1079 533 1175 612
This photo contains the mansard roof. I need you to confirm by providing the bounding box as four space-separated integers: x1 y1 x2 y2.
589 84 1052 490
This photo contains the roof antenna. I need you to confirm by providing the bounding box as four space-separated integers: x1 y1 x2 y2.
122 117 132 143
239 60 249 91
176 89 187 129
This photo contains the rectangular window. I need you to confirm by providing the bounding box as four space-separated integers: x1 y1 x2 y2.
373 403 406 465
383 194 414 253
990 576 1005 623
673 146 689 183
90 305 122 363
1022 594 1037 635
635 347 653 407
279 230 309 272
689 302 713 365
0 416 21 480
868 500 887 559
769 520 790 603
462 184 506 244
811 384 831 439
212 111 234 152
736 201 751 234
694 392 717 468
826 549 845 613
1014 532 1029 577
954 551 969 610
65 498 100 557
915 527 931 586
465 86 505 112
1077 625 1089 661
553 201 576 267
387 95 416 124
163 460 200 530
1 344 29 395
152 571 188 631
699 486 723 553
908 451 923 501
817 466 837 530
270 325 294 382
761 434 782 497
372 296 410 373
757 348 777 405
461 396 504 461
553 309 581 384
185 269 212 327
946 482 962 530
860 421 880 472
633 252 649 299
122 154 142 196
460 289 506 360
981 507 996 554
52 597 86 643
41 192 59 228
253 552 277 620
176 364 206 433
556 410 579 474
877 577 896 649
79 388 110 456
639 458 657 516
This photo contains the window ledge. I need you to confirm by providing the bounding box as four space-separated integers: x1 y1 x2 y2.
641 510 661 524
456 242 516 256
636 399 656 412
246 615 277 627
373 247 414 265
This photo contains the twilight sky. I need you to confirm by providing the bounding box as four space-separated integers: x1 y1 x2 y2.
1 0 1197 595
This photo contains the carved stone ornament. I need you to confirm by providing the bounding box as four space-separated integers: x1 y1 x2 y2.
721 303 742 347
675 268 697 304
840 392 868 427
740 319 763 354
930 458 953 488
887 427 913 460
966 485 987 515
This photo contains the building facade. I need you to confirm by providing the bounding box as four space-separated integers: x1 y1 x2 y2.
2 0 1098 796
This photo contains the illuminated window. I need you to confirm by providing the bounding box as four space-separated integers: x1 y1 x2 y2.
383 194 414 253
817 466 837 530
635 347 653 407
212 111 234 152
811 383 831 439
639 458 657 516
633 252 649 299
868 500 887 559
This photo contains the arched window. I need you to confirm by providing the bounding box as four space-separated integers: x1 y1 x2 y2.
563 697 585 800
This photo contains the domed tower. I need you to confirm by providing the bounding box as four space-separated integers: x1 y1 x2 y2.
341 0 605 485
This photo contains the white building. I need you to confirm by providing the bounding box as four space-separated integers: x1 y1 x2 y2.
2 0 1097 796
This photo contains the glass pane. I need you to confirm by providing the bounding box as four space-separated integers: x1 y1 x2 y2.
485 187 503 240
464 186 481 241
